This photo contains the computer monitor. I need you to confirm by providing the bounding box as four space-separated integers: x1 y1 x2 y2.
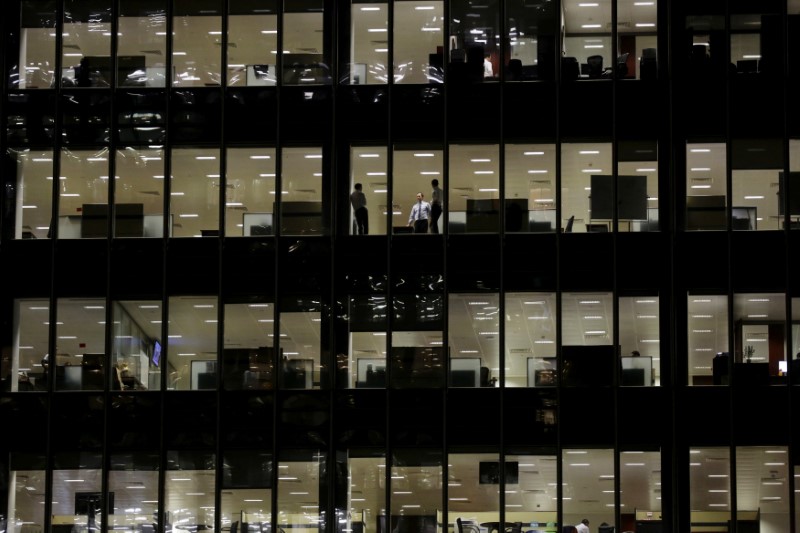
590 175 648 220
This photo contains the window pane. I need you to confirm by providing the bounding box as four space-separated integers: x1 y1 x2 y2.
392 147 443 234
5 299 49 392
391 330 444 388
349 2 389 84
226 148 275 236
620 450 661 517
686 143 726 231
792 297 800 384
348 294 388 388
115 147 164 237
449 294 499 387
618 141 659 231
165 452 216 530
618 0 658 79
172 0 222 87
112 301 162 391
732 293 786 385
228 1 278 86
562 449 614 528
222 302 275 390
350 147 387 235
7 455 46 531
281 147 323 236
279 298 322 390
505 0 557 81
278 452 324 530
12 0 57 89
561 293 613 386
394 1 444 84
390 450 442 522
505 293 556 388
283 1 328 85
562 0 612 80
52 454 104 531
504 452 557 525
167 296 218 390
789 139 800 230
449 0 500 82
688 295 729 386
58 149 110 239
690 447 730 514
221 451 273 532
448 145 499 234
346 455 386 533
561 143 612 232
731 140 783 231
63 0 112 88
619 296 659 386
504 144 556 233
737 446 790 530
108 454 159 529
447 453 499 523
170 148 221 238
118 0 167 87
7 149 53 240
55 298 106 391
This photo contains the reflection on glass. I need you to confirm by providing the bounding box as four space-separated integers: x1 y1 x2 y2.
170 148 221 238
5 299 50 392
223 302 275 390
736 446 789 530
686 143 727 231
506 0 557 81
12 0 57 89
504 453 557 524
687 294 729 386
348 294 388 388
561 143 612 232
346 456 386 533
62 0 112 88
690 447 730 515
7 457 46 532
617 141 659 231
349 2 389 84
620 450 661 517
55 298 106 391
283 2 328 85
504 144 556 233
226 148 276 236
58 149 110 239
279 298 322 390
619 296 659 386
221 451 273 533
281 147 323 236
392 148 443 233
51 457 103 531
167 296 218 390
561 0 611 80
731 140 783 231
505 293 556 387
449 294 499 387
394 1 445 84
448 145 499 233
277 453 324 531
447 453 499 523
391 330 444 388
390 450 442 523
7 149 53 239
118 0 167 87
449 0 500 82
172 1 222 86
165 452 216 532
112 301 162 391
228 1 278 86
115 148 164 237
351 147 388 235
108 455 159 530
562 449 614 528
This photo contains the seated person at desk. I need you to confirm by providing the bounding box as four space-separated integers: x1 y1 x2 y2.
113 362 144 390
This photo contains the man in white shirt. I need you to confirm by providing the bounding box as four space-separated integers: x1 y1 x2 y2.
575 519 590 533
407 192 431 233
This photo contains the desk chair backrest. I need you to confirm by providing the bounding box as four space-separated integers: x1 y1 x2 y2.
587 55 604 78
564 215 575 233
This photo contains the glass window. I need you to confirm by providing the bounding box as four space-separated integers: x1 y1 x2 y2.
112 301 162 391
11 0 57 89
277 452 325 530
390 330 444 388
617 0 658 79
228 0 278 86
789 139 800 230
283 1 329 85
221 451 273 533
504 452 558 525
792 297 800 384
733 293 786 384
394 1 445 84
390 450 442 524
226 148 276 237
562 0 612 80
279 297 322 390
736 446 790 530
115 147 164 237
392 147 443 234
62 0 113 88
348 2 389 84
617 141 659 231
348 295 387 388
118 0 167 87
561 293 613 386
731 140 783 231
6 454 47 533
505 0 558 81
504 293 556 388
108 454 159 530
222 302 275 390
795 464 800 531
448 145 499 234
690 447 731 516
449 294 499 387
346 455 386 533
619 296 659 386
165 452 216 531
504 144 556 233
620 450 661 519
449 0 500 82
350 147 388 235
561 142 612 232
54 298 106 391
58 149 110 239
167 296 218 390
562 449 614 528
6 149 53 240
4 299 50 392
687 294 729 386
172 0 222 87
686 143 727 231
51 454 104 530
447 453 499 524
170 148 221 238
281 147 324 236
685 15 725 77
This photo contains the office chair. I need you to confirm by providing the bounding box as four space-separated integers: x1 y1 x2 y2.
561 57 580 80
640 48 657 80
457 519 481 533
587 55 604 78
505 523 523 533
507 59 523 81
564 215 575 233
616 52 630 78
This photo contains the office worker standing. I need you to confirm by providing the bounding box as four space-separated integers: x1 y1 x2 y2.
408 192 431 233
350 183 368 235
430 179 443 234
575 519 590 533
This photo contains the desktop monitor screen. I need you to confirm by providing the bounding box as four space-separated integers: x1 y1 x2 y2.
152 341 161 367
590 175 648 220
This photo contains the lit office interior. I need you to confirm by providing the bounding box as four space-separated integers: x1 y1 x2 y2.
3 1 800 533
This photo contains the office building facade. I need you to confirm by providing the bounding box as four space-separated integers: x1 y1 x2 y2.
1 0 799 532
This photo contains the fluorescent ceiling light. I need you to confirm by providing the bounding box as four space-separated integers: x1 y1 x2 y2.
582 24 602 29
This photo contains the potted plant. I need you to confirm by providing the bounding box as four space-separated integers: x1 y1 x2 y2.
743 345 755 363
